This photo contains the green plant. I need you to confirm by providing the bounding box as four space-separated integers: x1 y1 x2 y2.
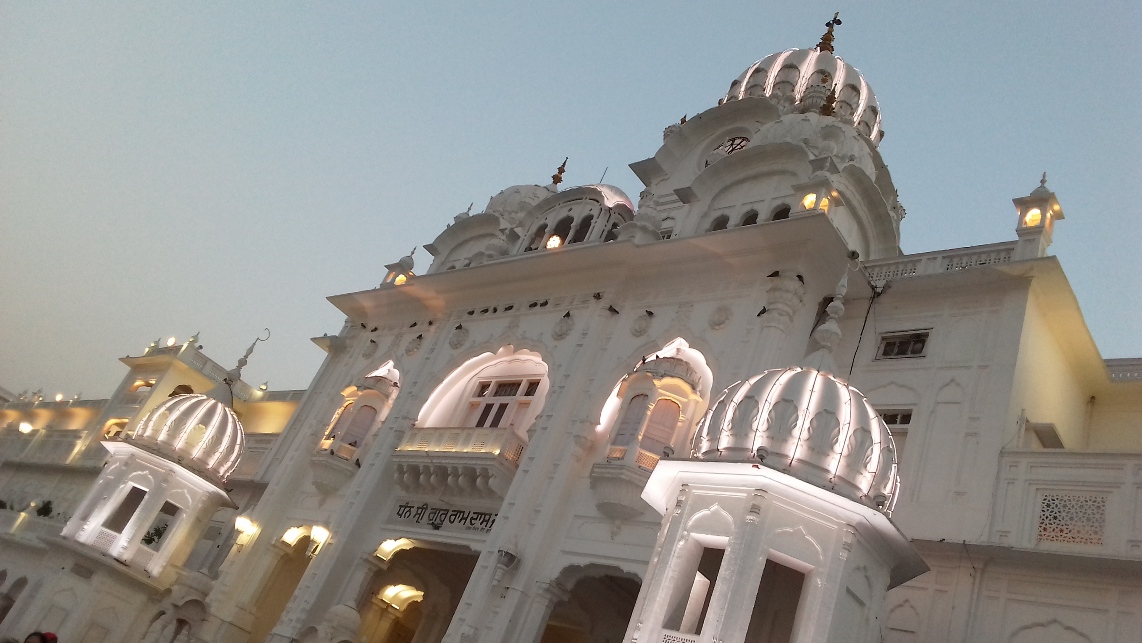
141 522 168 545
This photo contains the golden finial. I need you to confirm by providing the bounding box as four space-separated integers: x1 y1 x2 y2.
552 157 568 186
816 12 842 54
820 88 837 116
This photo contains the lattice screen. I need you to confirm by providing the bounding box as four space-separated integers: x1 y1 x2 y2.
1037 492 1107 545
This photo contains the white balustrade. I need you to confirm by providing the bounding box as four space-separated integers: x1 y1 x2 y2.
863 241 1017 286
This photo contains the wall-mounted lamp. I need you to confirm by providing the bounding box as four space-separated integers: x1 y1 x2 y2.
374 537 414 562
234 515 259 547
18 422 34 434
308 525 330 558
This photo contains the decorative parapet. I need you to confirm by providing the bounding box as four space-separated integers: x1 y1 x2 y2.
1106 359 1142 382
391 426 528 499
991 449 1142 558
862 241 1017 287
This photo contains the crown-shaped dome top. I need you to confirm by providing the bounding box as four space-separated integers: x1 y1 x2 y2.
130 393 245 484
723 49 882 144
690 366 898 513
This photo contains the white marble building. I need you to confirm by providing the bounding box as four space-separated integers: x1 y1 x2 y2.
1 19 1140 643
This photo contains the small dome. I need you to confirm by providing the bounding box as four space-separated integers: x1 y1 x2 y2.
691 367 898 512
130 394 245 483
723 49 882 144
483 184 557 226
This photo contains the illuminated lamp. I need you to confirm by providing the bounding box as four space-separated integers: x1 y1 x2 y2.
18 422 34 434
1023 207 1042 227
234 515 258 546
379 584 424 610
55 393 64 402
793 178 845 216
546 235 563 249
308 525 330 557
393 274 407 286
374 537 415 561
281 526 305 546
166 337 177 347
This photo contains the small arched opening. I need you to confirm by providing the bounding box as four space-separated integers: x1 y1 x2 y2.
770 205 791 221
707 215 729 232
740 210 759 226
569 216 593 244
538 565 642 643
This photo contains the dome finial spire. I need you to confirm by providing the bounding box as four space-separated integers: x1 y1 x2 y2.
551 157 568 187
816 12 842 54
802 273 848 377
1040 171 1048 188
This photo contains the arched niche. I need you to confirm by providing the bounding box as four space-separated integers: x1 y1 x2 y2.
416 346 550 437
596 338 713 468
318 360 402 462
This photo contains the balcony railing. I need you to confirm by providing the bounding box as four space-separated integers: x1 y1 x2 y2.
606 445 663 472
863 241 1017 287
391 426 528 499
990 449 1142 558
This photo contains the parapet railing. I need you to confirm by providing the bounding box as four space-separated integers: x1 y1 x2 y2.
863 241 1017 287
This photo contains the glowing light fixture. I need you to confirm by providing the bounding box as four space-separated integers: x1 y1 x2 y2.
379 584 424 610
819 197 830 213
1023 207 1042 227
18 422 34 434
801 193 818 210
546 235 563 249
281 526 305 546
308 525 331 558
166 337 177 347
374 537 414 561
234 515 259 546
54 393 64 402
393 274 408 286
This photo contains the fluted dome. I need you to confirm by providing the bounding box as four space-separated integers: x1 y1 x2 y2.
130 394 245 483
691 367 898 513
483 184 557 226
723 49 882 145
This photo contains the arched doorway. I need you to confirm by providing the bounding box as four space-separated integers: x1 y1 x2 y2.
247 534 317 643
357 544 478 643
539 566 641 643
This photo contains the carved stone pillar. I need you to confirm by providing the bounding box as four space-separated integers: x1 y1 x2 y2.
749 273 807 370
516 580 571 643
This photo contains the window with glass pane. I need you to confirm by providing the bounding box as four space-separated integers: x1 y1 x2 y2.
876 331 930 359
465 378 542 429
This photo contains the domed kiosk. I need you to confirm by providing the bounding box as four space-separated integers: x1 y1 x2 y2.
621 271 926 643
60 341 259 581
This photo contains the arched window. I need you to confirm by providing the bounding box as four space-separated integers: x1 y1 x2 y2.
604 222 620 242
770 205 791 221
612 395 650 447
641 399 682 456
550 216 574 247
708 215 729 232
340 405 378 449
526 224 548 251
740 210 759 226
570 216 593 244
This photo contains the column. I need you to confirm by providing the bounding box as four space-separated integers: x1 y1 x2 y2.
62 459 130 539
748 273 807 370
113 472 171 561
711 491 769 638
512 580 571 643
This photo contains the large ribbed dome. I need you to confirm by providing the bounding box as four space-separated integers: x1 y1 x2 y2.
691 367 898 513
130 394 245 483
723 49 882 144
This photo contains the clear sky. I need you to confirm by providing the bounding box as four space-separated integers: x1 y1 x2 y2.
2 1 1140 398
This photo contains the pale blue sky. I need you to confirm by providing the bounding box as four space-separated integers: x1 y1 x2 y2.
2 1 1140 397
